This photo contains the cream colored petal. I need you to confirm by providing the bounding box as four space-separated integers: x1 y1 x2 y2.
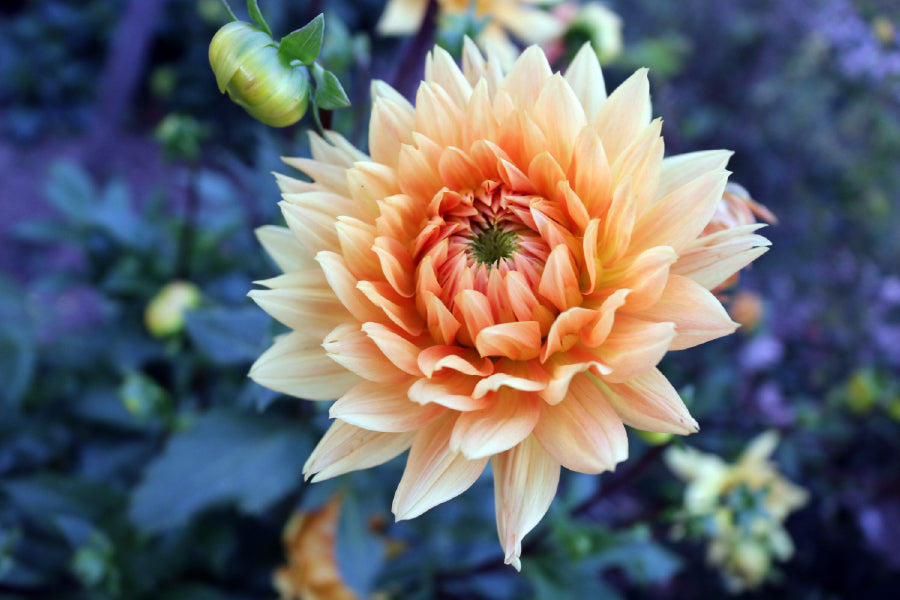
346 162 397 221
491 435 560 571
501 45 553 111
462 35 487 85
376 0 429 35
439 145 488 192
369 82 416 167
393 413 488 519
280 198 341 256
304 420 414 482
672 224 771 290
656 150 732 200
599 176 636 263
630 169 730 254
597 368 699 434
322 323 408 383
493 4 565 44
309 130 358 168
273 172 317 194
534 373 628 473
595 316 676 383
592 68 651 163
450 388 541 459
329 379 444 432
532 74 588 171
324 129 371 164
248 280 348 338
565 42 607 121
255 225 316 272
639 274 738 350
463 79 501 150
475 321 543 361
361 322 424 376
612 118 664 217
281 157 349 196
250 331 360 400
425 45 473 109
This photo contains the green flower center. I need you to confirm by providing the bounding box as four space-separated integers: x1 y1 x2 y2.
469 226 519 267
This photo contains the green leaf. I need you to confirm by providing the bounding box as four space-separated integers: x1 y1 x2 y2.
43 160 96 224
311 63 351 110
279 14 324 65
246 0 272 37
185 306 269 365
129 410 310 533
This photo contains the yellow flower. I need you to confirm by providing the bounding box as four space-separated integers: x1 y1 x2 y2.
250 41 770 569
144 280 201 338
378 0 565 67
665 432 808 591
273 497 358 600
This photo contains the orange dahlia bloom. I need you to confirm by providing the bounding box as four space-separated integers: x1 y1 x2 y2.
249 41 770 569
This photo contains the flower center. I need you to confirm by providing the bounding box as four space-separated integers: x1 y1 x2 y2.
469 226 519 267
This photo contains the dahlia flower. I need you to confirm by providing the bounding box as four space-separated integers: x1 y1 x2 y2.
378 0 565 67
249 40 770 569
665 432 808 592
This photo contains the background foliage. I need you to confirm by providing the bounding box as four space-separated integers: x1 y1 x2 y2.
1 0 899 598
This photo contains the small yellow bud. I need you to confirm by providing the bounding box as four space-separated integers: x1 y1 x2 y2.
846 368 879 415
635 429 674 446
209 21 310 127
145 281 202 338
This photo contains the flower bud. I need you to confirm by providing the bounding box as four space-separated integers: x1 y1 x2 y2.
209 21 310 127
145 280 201 338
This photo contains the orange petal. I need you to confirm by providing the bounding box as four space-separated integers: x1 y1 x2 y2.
638 274 738 350
438 145 487 191
316 251 384 324
357 280 424 336
463 79 500 149
568 128 612 220
542 307 598 361
304 420 414 482
425 45 472 109
392 413 488 519
491 435 560 571
450 388 540 459
329 379 444 432
334 217 381 281
595 316 676 383
415 82 464 148
423 291 461 346
373 236 416 298
539 346 612 404
454 289 496 343
538 245 582 312
475 321 542 361
407 370 489 411
473 358 549 398
397 142 443 204
597 368 699 434
532 74 587 171
250 331 360 401
599 177 636 264
534 374 628 474
417 345 493 377
603 245 677 313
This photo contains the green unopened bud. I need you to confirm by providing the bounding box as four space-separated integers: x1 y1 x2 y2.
635 429 674 446
209 20 310 127
145 280 201 338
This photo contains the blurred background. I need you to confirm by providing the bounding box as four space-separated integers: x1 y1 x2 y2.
1 0 899 598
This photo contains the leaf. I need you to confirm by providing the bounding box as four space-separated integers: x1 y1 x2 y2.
246 0 272 37
279 14 324 65
219 0 238 22
312 63 351 110
43 160 96 224
524 553 622 600
185 306 269 365
129 410 310 533
0 277 35 408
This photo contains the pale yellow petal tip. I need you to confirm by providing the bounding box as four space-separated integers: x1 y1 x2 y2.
504 553 522 571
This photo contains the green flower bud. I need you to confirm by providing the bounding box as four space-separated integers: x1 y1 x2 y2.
145 280 201 338
209 21 310 127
